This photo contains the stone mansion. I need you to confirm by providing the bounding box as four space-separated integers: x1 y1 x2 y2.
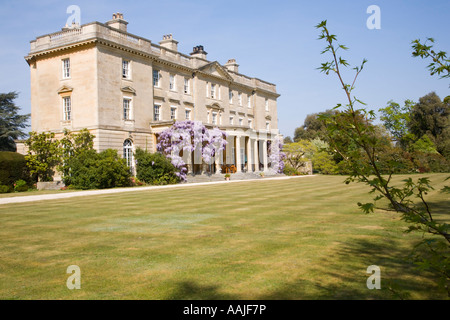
23 13 281 175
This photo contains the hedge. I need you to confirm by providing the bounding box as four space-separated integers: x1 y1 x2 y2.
0 151 28 187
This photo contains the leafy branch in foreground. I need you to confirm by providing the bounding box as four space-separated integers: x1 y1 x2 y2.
316 20 450 296
411 38 450 80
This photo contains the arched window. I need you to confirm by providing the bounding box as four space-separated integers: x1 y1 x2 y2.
123 139 133 169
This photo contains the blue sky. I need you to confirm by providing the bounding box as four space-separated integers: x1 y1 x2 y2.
1 0 449 138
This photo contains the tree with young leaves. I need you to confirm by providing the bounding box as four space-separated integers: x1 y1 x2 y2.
316 20 449 296
379 99 416 149
25 131 60 182
58 128 95 185
408 92 450 159
0 92 30 151
293 110 336 142
412 38 450 80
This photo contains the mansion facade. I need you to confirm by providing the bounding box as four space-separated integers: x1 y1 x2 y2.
24 13 281 175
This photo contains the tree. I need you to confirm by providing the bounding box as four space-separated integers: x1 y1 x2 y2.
293 110 336 142
24 131 60 182
0 92 30 151
408 92 450 158
316 20 449 295
378 99 416 149
59 129 95 185
283 136 293 144
282 141 310 172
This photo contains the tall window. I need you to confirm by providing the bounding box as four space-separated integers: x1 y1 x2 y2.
239 118 243 126
266 121 270 131
153 105 161 121
229 91 233 104
123 139 133 169
185 109 191 120
238 92 242 106
170 107 177 120
265 98 269 111
123 98 131 120
169 74 175 91
247 95 251 108
122 60 130 79
62 59 70 79
248 119 253 128
229 116 234 125
212 112 217 125
153 70 160 87
63 96 71 121
211 84 216 99
184 78 190 94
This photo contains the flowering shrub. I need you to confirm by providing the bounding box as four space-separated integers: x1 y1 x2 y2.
268 138 286 174
157 121 227 181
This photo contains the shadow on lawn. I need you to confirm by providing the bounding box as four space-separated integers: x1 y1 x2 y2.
165 281 238 300
165 237 445 300
426 199 450 220
259 238 444 300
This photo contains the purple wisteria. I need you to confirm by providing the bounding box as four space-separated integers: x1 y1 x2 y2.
156 121 227 181
268 138 286 174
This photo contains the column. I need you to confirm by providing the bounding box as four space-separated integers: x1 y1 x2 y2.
215 149 222 174
262 139 268 172
185 150 193 174
235 136 241 173
246 136 252 173
254 139 259 172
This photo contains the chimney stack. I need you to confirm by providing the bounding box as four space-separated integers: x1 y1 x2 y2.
106 12 128 32
225 59 239 73
190 45 207 60
159 34 178 52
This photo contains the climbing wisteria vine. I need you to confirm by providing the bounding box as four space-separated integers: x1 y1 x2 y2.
268 138 286 174
156 121 227 181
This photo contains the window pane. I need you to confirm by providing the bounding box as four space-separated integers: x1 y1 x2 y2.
154 105 160 121
123 99 131 119
63 97 71 120
153 70 160 87
62 59 70 78
122 60 129 78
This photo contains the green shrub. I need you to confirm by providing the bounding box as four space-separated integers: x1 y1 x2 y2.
0 151 29 186
14 179 28 192
313 151 339 174
412 152 450 173
0 185 12 193
135 148 180 185
283 165 302 176
68 149 132 190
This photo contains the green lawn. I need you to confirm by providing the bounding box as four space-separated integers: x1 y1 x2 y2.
0 174 448 299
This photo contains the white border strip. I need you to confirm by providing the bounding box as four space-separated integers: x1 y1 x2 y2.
0 175 315 205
